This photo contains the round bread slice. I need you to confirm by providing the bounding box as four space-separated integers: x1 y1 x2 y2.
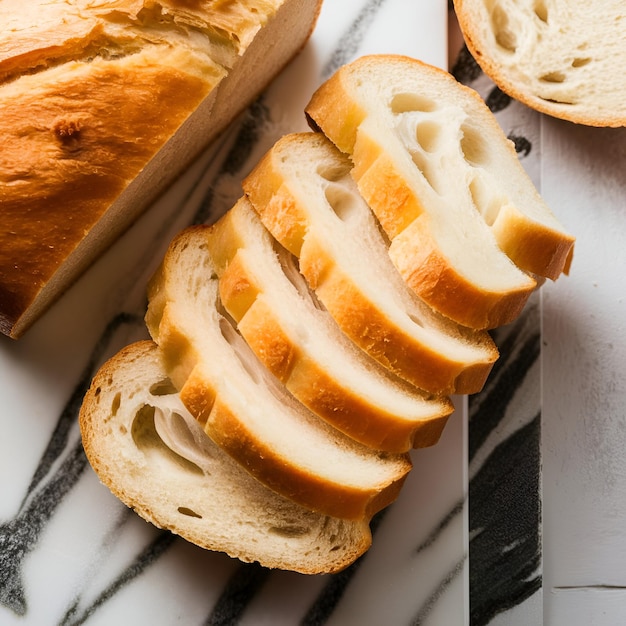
305 55 575 328
79 340 372 574
242 131 498 395
453 0 626 127
145 226 411 521
206 196 454 453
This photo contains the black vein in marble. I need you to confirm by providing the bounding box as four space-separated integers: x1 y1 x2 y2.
204 562 270 626
469 414 542 625
410 556 467 626
414 498 465 556
20 312 142 508
468 309 540 462
450 45 483 85
0 440 87 616
322 0 388 79
59 530 177 626
0 312 143 617
485 86 512 114
300 509 388 626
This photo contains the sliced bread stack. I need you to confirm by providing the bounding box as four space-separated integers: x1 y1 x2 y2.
80 54 575 574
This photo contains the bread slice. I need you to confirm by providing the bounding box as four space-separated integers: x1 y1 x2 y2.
305 55 575 329
206 197 454 453
0 0 322 338
453 0 626 127
145 226 412 521
242 132 498 395
79 340 372 574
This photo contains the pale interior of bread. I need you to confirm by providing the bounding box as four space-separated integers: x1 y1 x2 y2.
456 0 625 124
353 81 535 293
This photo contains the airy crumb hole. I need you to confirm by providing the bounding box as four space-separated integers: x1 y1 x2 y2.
390 92 438 114
460 124 488 167
533 0 548 23
491 5 517 52
540 71 566 83
269 524 310 537
275 242 324 311
318 161 350 182
178 507 203 519
111 392 121 417
415 121 442 153
219 316 263 385
409 148 439 194
131 405 204 476
539 96 575 105
407 312 425 329
149 378 177 396
468 176 502 225
325 181 360 223
572 57 591 68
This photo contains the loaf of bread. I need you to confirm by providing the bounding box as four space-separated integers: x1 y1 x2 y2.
79 340 372 574
79 54 575 573
0 0 322 338
305 55 575 329
453 0 626 127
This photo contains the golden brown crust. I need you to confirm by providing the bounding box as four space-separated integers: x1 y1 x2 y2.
301 241 497 394
147 224 413 521
215 238 453 452
491 203 575 281
0 53 215 336
388 216 531 330
79 340 373 574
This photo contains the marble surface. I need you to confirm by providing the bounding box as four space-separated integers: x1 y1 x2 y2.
1 1 625 624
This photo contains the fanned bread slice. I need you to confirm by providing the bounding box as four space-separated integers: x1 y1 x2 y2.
305 55 575 329
145 226 411 521
79 340 371 574
453 0 626 127
206 197 454 453
242 132 498 395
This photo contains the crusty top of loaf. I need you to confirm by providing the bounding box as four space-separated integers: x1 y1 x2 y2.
0 0 301 338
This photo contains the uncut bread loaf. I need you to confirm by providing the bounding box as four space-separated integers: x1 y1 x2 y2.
305 55 575 329
0 0 322 339
145 225 412 521
207 197 454 453
453 0 626 127
242 132 499 395
79 340 372 574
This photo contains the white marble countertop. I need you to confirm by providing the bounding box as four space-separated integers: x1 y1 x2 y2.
1 1 625 624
